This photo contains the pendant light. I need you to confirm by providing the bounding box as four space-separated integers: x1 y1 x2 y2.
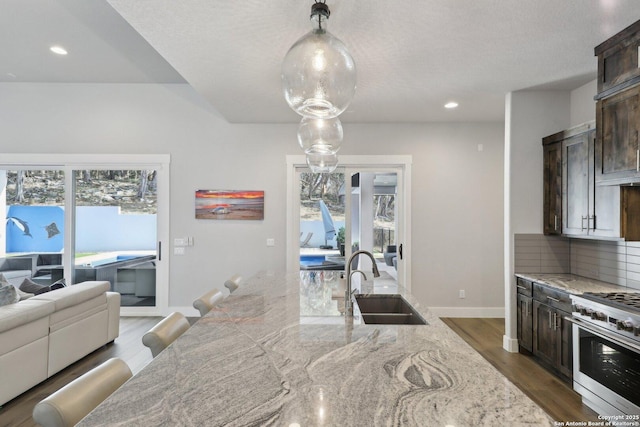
282 1 356 119
306 152 339 173
297 116 343 154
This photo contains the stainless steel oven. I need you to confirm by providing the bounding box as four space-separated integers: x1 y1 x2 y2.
569 293 640 416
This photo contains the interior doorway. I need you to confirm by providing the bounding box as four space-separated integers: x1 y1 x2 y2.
287 155 412 291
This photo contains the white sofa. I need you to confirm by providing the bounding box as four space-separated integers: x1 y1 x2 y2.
0 281 120 406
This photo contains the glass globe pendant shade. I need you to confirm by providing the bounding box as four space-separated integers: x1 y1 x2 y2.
282 3 356 119
306 152 338 173
297 116 343 154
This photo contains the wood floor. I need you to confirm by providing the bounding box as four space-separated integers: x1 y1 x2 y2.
441 317 599 423
1 317 598 426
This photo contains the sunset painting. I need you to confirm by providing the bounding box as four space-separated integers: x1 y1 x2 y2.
195 190 264 220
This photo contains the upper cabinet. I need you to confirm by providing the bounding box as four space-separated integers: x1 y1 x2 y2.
542 138 562 235
544 123 621 239
594 20 640 185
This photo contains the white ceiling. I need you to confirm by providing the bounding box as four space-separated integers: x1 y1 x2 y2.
3 1 640 123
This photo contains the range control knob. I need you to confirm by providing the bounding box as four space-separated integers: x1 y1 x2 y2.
635 327 640 337
617 320 635 332
573 304 582 313
591 311 607 321
581 308 593 317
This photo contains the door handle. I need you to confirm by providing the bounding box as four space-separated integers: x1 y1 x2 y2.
398 244 403 260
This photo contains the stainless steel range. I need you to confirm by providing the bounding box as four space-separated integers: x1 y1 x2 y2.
569 292 640 416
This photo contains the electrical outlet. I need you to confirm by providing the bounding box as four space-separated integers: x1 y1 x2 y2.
459 290 466 299
174 247 185 255
266 238 275 247
174 237 187 246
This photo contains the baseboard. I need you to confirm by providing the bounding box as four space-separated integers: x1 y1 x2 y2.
429 307 505 318
503 335 519 353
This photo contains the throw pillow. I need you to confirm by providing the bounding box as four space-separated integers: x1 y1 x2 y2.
0 283 19 307
20 278 51 295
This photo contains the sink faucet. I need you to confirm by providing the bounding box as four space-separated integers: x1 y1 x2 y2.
345 250 380 315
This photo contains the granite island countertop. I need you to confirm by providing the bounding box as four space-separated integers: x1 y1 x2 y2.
515 273 632 295
79 271 554 426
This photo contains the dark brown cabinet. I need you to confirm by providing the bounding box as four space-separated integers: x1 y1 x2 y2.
543 141 562 235
516 278 533 352
595 85 640 185
594 19 640 186
516 277 572 382
558 124 621 239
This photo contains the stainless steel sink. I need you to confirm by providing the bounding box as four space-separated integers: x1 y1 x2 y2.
354 294 428 325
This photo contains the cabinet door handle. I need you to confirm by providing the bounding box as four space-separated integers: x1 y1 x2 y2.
581 215 587 231
517 285 527 290
589 215 595 230
637 148 639 172
547 296 560 303
552 312 558 331
554 215 558 231
548 311 553 328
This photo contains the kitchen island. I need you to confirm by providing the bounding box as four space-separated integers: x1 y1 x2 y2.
79 271 553 426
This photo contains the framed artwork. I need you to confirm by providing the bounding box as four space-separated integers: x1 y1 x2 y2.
195 190 264 220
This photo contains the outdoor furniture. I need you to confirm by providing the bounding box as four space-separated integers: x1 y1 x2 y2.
383 245 397 267
300 232 313 247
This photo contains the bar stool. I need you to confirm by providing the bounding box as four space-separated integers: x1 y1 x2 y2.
32 357 132 427
192 288 224 317
142 312 190 357
224 274 242 294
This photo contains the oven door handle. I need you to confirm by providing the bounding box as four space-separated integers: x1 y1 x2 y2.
566 316 640 353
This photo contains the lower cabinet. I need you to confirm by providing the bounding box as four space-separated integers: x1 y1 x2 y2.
517 277 573 381
516 278 533 353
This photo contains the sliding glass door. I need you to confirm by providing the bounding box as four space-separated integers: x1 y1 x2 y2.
1 155 169 315
288 155 411 291
74 169 158 308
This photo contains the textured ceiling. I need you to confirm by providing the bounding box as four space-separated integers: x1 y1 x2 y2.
3 1 640 123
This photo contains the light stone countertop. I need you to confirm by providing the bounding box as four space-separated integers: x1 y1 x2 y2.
79 271 554 426
515 273 630 295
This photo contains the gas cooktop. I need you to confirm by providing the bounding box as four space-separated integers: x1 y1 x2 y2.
579 292 640 313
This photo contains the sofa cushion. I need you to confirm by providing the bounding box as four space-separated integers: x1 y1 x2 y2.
31 281 110 311
0 299 55 334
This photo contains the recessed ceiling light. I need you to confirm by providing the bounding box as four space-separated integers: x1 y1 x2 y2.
50 46 68 55
444 102 459 109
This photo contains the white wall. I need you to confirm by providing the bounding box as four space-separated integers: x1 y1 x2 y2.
0 82 504 314
570 79 597 126
504 90 570 350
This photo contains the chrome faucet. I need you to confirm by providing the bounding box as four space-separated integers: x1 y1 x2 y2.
345 250 380 315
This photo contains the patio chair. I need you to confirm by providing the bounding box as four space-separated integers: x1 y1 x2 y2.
300 232 313 247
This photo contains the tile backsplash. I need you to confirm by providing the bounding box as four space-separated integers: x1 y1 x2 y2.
514 234 640 291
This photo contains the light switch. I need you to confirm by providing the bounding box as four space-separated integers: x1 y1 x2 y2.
174 238 187 246
174 247 185 255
